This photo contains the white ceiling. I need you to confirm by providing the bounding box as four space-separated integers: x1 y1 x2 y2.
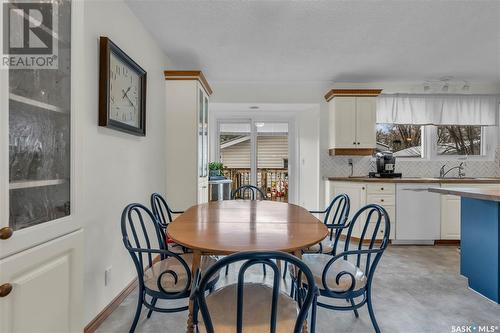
126 0 500 84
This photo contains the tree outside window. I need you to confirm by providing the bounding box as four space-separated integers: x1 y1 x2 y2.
376 124 422 157
437 126 482 155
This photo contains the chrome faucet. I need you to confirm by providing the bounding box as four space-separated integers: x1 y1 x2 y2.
439 162 465 178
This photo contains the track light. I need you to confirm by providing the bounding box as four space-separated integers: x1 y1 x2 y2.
442 84 449 92
462 82 470 91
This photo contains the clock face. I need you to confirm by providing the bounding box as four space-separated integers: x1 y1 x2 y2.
109 53 141 127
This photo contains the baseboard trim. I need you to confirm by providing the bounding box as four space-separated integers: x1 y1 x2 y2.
435 239 460 246
84 256 160 333
84 278 138 333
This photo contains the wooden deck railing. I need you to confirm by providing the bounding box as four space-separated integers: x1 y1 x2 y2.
222 168 288 202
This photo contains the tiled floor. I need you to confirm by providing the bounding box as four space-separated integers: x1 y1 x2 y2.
96 246 500 333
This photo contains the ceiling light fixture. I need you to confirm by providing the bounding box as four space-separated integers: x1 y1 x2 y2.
249 106 259 110
462 82 470 91
423 83 430 92
255 122 265 128
442 84 449 92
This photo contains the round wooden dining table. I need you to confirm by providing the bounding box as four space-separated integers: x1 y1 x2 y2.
167 200 328 333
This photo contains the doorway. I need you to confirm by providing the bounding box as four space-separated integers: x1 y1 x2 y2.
217 120 290 202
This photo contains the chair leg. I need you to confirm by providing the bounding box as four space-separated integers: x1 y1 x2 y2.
225 264 229 276
349 298 359 318
129 287 143 333
310 295 318 333
367 290 381 333
147 297 157 319
290 279 295 298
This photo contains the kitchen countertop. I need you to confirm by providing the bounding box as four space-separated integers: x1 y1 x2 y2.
428 187 500 202
327 176 500 184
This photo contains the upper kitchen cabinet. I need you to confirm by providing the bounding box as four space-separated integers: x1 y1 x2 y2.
164 71 212 209
325 89 382 156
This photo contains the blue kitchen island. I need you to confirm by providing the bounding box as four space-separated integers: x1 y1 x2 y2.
429 187 500 303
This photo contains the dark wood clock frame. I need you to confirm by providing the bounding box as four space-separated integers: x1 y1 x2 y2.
99 36 147 136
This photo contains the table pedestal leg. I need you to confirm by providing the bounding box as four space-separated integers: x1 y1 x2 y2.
187 250 202 333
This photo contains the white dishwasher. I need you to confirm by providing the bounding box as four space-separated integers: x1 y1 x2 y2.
395 183 441 244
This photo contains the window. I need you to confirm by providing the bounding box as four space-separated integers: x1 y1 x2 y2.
437 126 482 156
376 124 423 157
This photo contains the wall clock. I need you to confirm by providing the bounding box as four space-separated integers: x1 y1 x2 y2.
99 36 147 136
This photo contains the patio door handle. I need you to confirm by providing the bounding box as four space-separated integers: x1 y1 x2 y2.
0 227 13 240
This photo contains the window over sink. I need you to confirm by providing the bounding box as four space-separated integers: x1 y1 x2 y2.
436 125 483 156
376 124 423 158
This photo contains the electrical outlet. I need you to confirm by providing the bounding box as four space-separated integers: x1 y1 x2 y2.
105 266 112 286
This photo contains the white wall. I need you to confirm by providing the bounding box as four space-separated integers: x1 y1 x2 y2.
81 0 170 323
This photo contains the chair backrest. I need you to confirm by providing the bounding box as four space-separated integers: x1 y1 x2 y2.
324 193 350 240
231 185 266 200
343 204 390 282
121 203 191 295
194 251 317 333
150 192 174 228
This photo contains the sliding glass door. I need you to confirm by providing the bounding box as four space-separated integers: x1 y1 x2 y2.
218 120 289 202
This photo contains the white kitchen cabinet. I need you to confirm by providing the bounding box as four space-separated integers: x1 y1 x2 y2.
329 181 396 239
165 71 212 210
325 89 381 155
0 230 83 333
440 183 500 240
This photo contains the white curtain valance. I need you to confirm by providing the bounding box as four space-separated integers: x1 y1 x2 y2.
376 94 499 126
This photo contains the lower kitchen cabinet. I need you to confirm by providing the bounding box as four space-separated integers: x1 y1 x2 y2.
0 230 84 333
327 181 395 240
440 183 500 240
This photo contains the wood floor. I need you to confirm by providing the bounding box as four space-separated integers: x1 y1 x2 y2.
96 246 500 333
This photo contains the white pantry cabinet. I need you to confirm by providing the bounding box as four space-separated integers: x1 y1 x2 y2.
440 183 500 240
0 1 84 331
0 230 83 333
325 89 382 155
165 71 212 210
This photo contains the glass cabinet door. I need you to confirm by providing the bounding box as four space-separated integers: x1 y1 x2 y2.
7 0 72 231
203 94 209 177
198 88 204 178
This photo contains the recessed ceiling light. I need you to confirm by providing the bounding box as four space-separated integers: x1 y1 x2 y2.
249 106 259 110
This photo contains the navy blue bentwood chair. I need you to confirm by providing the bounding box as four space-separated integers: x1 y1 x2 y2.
150 193 186 253
292 204 390 333
226 185 267 276
192 251 319 333
304 193 350 255
121 203 219 333
231 184 267 200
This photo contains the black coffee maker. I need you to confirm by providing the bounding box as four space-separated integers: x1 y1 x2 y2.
369 151 402 178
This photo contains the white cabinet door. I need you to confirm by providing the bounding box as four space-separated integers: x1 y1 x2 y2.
330 97 356 148
355 97 376 148
0 230 83 333
331 182 366 235
441 195 461 239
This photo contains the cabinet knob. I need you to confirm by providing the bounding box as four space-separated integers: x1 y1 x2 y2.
353 142 356 145
381 199 385 202
362 187 365 190
0 227 13 240
0 283 12 297
381 187 384 191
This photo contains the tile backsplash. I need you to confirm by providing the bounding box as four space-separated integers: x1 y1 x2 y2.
321 150 500 178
